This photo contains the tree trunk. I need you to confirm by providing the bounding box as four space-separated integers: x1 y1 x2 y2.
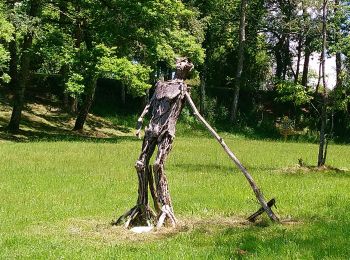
8 34 17 91
200 67 206 114
334 0 342 88
58 0 71 112
121 83 126 105
318 0 328 167
65 2 83 113
318 97 327 166
294 34 302 84
230 0 247 122
282 35 290 80
8 0 40 132
8 81 25 132
301 43 311 88
73 78 97 131
335 52 342 88
275 39 284 80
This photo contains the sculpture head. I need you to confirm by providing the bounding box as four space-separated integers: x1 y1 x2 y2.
175 57 194 80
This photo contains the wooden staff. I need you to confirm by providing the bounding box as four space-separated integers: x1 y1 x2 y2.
185 92 279 222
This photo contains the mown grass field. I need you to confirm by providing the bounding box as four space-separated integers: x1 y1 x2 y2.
0 131 350 259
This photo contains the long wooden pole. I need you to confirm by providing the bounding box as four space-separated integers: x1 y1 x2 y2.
185 93 279 222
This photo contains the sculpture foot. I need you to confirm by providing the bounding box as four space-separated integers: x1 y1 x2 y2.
113 204 156 229
156 205 177 229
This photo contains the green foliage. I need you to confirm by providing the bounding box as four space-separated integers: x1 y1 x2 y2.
1 0 350 141
0 45 11 79
192 0 270 90
275 81 313 106
153 29 204 69
8 1 41 37
202 96 229 123
34 24 75 74
169 30 205 65
97 56 151 97
30 0 204 101
329 84 350 111
0 10 14 42
0 72 11 84
63 43 152 98
65 73 85 98
0 3 14 82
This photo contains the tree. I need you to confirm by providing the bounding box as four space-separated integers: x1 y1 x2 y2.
334 0 343 88
189 0 269 123
69 0 204 130
71 46 152 130
317 0 329 167
230 0 247 122
6 0 203 131
7 0 41 132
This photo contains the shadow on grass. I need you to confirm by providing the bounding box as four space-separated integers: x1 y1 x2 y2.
174 162 234 174
173 162 278 175
0 99 136 143
206 203 350 259
0 128 138 143
209 219 350 259
0 113 135 143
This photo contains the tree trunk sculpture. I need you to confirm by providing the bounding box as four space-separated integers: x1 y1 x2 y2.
114 58 279 229
114 58 194 228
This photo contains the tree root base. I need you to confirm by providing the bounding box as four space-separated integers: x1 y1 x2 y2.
113 204 177 230
112 205 157 229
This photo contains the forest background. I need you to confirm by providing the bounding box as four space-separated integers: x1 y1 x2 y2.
0 0 350 146
1 1 350 258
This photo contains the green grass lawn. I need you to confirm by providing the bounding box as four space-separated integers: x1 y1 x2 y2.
0 133 350 259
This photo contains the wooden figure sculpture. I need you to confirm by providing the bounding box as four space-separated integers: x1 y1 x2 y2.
114 57 279 230
114 58 194 229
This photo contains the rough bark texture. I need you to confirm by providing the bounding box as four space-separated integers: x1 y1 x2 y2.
301 41 311 88
282 35 290 80
200 67 206 115
121 83 126 105
247 198 276 222
73 78 97 131
58 0 73 113
115 58 279 229
335 52 342 88
185 93 279 223
294 34 302 84
301 5 310 89
318 0 328 167
230 0 247 122
8 0 40 132
334 0 342 88
275 39 284 80
8 36 17 91
115 58 193 229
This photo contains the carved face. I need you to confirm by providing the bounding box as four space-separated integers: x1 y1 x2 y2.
175 57 194 79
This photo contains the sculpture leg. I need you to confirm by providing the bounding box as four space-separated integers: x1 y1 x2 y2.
135 136 156 206
114 133 157 228
153 134 177 228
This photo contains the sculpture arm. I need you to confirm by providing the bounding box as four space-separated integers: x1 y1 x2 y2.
135 94 154 138
184 91 279 222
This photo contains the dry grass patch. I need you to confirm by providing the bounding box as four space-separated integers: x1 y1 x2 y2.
278 164 348 174
27 215 301 246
